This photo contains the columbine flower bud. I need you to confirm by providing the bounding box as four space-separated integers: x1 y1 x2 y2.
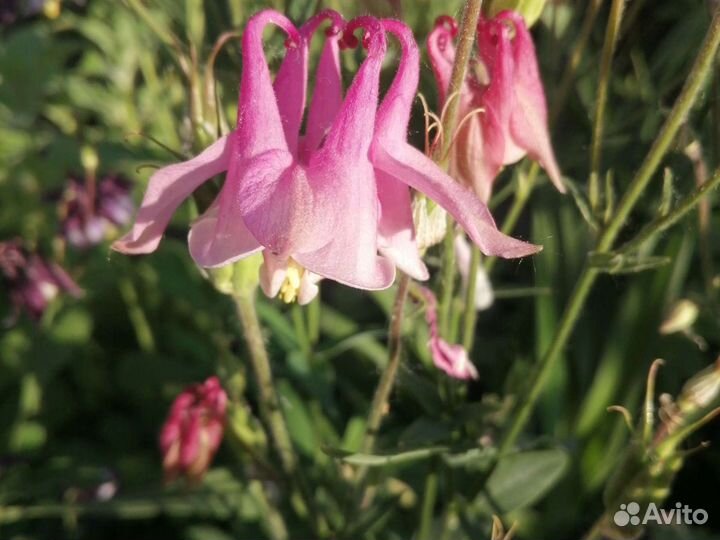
420 286 478 380
676 358 720 415
159 376 227 483
0 239 82 321
659 299 699 335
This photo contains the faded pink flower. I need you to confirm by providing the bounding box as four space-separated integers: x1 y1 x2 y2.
427 11 564 202
421 286 478 380
159 376 227 482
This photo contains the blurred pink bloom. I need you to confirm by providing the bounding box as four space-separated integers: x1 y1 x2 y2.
0 239 82 322
427 11 564 202
159 376 227 482
421 287 478 380
60 174 134 249
454 234 494 310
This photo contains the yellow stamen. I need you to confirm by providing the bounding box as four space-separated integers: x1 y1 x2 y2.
278 260 303 304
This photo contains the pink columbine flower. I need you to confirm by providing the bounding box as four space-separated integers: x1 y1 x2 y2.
420 286 478 380
159 376 227 482
113 10 539 303
369 18 540 280
427 11 564 203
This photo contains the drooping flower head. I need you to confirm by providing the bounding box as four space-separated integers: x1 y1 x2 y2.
370 17 539 270
114 10 396 301
0 239 82 322
113 10 540 305
159 376 227 482
427 11 564 202
59 173 134 249
420 286 478 380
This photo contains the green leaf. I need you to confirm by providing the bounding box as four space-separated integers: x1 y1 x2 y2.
277 380 318 458
588 252 671 274
484 448 569 513
325 446 448 467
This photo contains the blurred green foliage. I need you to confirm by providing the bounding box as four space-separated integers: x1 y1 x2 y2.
1 0 720 539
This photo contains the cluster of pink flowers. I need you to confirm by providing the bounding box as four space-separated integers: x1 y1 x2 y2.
159 376 227 482
115 8 561 401
113 9 548 305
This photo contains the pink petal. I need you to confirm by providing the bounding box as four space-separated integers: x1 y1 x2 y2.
497 11 564 192
298 271 321 305
450 112 499 203
112 134 232 254
295 236 395 290
376 20 418 140
430 338 479 380
235 10 298 159
373 144 541 258
303 33 343 156
229 150 335 257
293 18 395 290
376 170 428 280
477 16 523 165
426 17 457 106
273 41 307 157
315 16 385 163
259 252 289 298
188 201 262 268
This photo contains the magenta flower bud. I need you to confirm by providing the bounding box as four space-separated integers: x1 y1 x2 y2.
420 286 479 380
0 239 82 322
159 376 228 482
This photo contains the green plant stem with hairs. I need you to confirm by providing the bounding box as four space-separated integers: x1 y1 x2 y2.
589 0 626 212
234 292 328 537
437 0 484 339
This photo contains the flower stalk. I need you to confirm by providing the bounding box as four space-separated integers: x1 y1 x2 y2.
589 0 626 212
437 0 484 337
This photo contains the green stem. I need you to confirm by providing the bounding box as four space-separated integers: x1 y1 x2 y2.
439 218 457 338
596 7 720 253
234 293 297 476
118 277 155 353
234 293 328 536
437 0 484 337
616 166 720 255
360 274 411 455
550 0 605 126
589 0 626 212
291 303 312 360
418 467 439 540
500 6 720 453
461 246 481 350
